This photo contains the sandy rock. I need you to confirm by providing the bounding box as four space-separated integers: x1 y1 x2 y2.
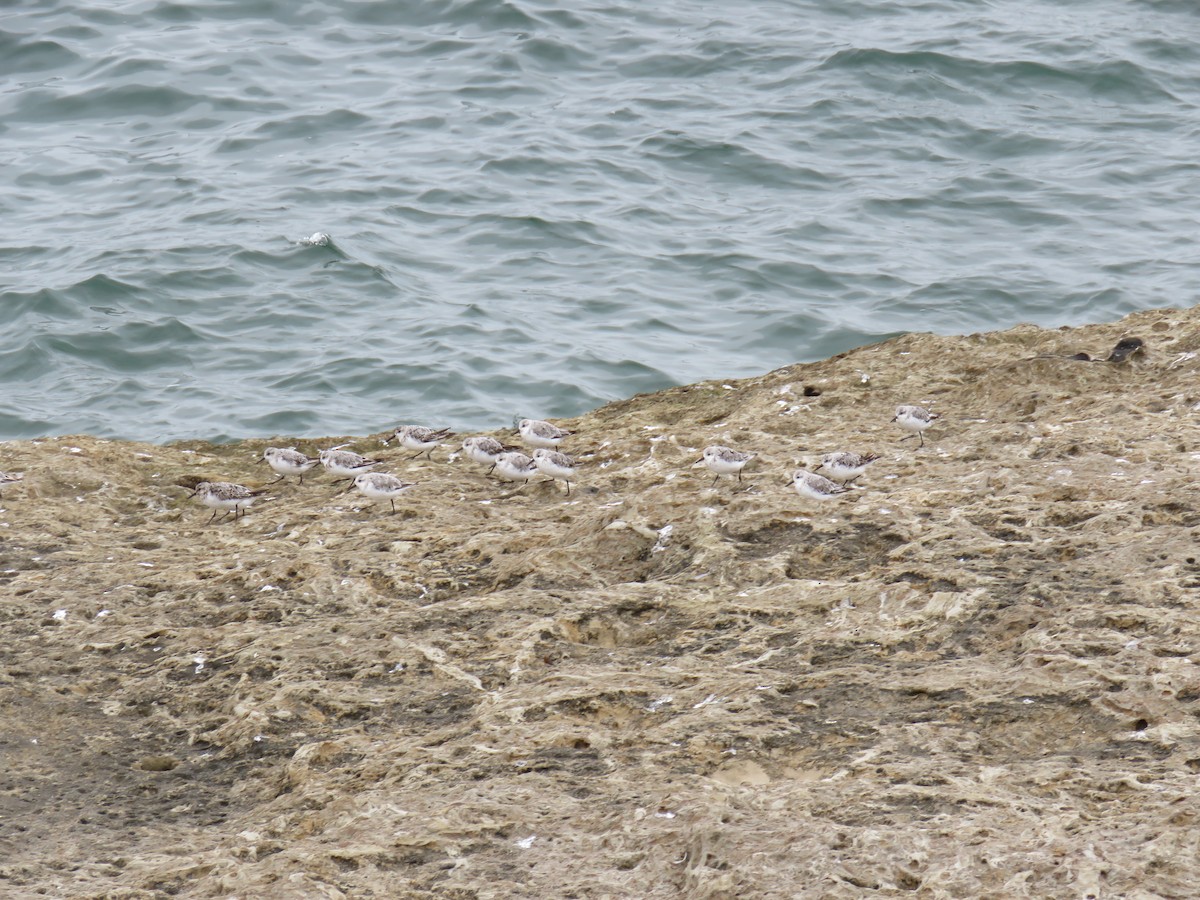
1 308 1199 896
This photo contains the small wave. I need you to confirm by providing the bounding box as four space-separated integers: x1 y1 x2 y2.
0 31 82 76
819 47 1179 104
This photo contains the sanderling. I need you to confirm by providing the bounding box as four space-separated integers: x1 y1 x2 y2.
260 447 320 483
892 405 940 447
189 481 267 524
702 445 755 486
389 425 455 460
493 450 538 484
462 436 518 473
518 418 572 449
319 448 383 481
791 470 849 503
346 472 415 513
0 472 24 498
533 448 578 496
815 451 880 484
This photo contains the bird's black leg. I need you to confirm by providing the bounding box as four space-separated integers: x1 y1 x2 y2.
711 473 720 487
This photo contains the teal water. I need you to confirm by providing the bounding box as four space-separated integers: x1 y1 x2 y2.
2 0 1197 442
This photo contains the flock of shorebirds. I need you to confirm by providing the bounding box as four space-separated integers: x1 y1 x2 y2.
186 417 584 523
0 405 940 522
175 404 941 524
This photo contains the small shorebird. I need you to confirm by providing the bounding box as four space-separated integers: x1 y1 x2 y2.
461 436 518 473
533 448 577 496
0 472 24 499
790 470 849 503
493 450 538 484
346 472 415 513
189 481 267 524
815 451 880 484
701 445 755 486
319 447 383 481
892 405 940 447
260 447 320 483
518 418 573 449
389 425 455 460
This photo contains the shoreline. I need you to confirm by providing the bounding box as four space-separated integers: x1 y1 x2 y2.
3 304 1199 897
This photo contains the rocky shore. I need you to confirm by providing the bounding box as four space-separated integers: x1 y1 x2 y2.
2 306 1199 898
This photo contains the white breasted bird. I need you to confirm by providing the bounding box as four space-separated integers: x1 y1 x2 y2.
790 470 849 503
533 448 577 495
493 450 538 484
815 451 880 484
260 447 320 483
462 436 519 473
0 472 24 499
892 405 940 447
389 425 455 460
319 447 383 480
189 481 267 524
517 418 572 449
346 472 415 513
701 445 755 486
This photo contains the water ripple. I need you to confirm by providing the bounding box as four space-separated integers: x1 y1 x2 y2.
1 0 1198 440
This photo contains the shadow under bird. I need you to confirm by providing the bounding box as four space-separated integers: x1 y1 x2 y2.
389 425 455 460
815 451 880 484
462 436 519 474
260 447 320 483
344 472 416 513
189 481 267 524
532 448 577 496
318 447 383 481
701 445 755 486
892 405 940 448
517 418 573 449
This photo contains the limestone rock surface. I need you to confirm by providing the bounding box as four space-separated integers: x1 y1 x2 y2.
2 307 1199 897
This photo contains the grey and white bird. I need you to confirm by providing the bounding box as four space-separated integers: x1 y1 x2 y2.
892 405 940 447
701 445 755 486
189 481 267 524
517 418 573 449
492 450 538 484
319 448 383 481
790 470 849 503
533 448 578 496
260 447 320 483
0 471 24 499
815 451 880 484
462 436 518 473
389 425 455 460
347 472 415 513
